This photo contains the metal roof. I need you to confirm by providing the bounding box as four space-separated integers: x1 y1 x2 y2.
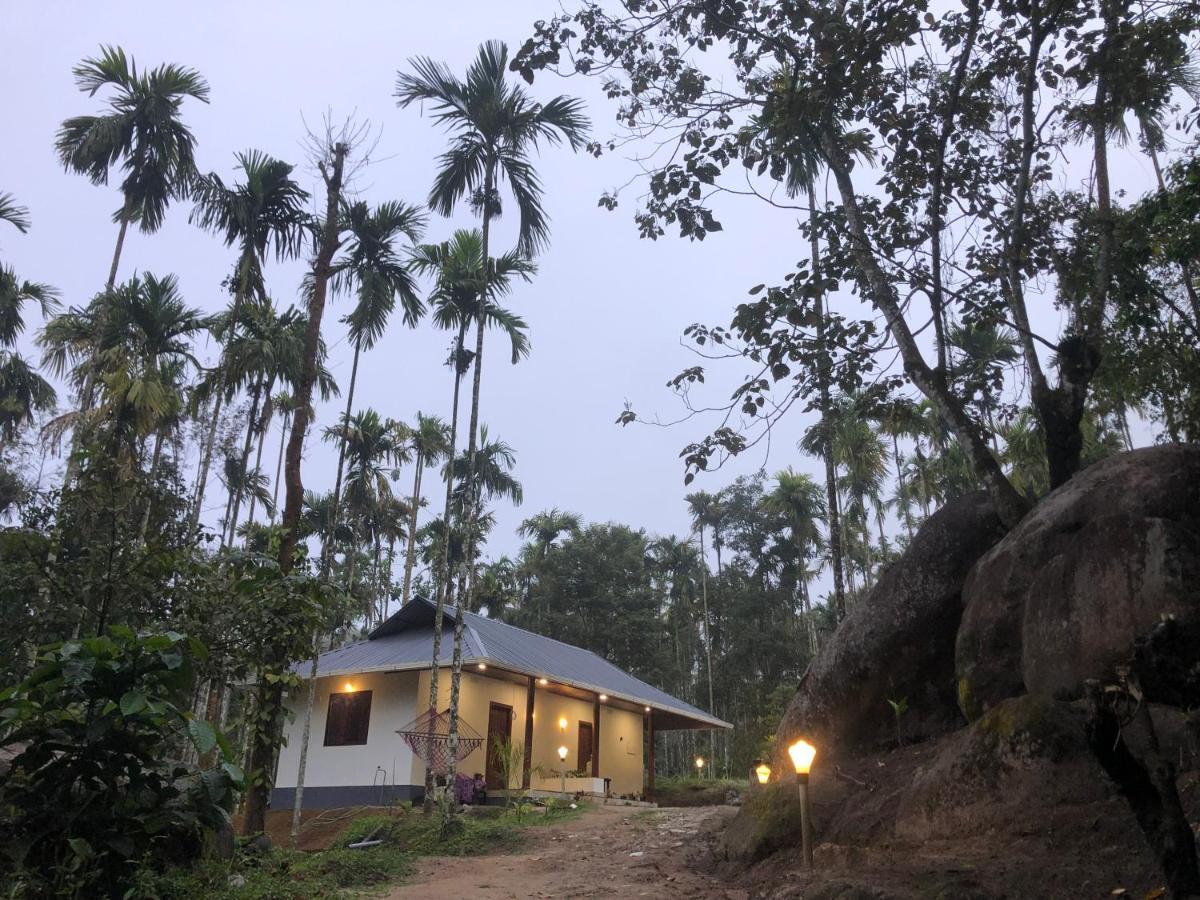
296 596 730 730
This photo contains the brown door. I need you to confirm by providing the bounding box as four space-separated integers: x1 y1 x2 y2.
486 703 512 789
577 721 593 773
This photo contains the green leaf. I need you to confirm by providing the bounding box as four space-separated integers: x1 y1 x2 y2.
187 719 217 755
119 691 147 716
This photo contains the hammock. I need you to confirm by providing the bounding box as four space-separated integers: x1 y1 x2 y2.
396 706 484 775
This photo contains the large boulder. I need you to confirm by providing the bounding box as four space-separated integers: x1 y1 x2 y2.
956 445 1200 721
774 492 1006 762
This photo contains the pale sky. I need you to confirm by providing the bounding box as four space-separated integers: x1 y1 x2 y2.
1 2 1163 578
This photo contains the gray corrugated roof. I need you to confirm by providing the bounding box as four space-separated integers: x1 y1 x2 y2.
296 597 730 729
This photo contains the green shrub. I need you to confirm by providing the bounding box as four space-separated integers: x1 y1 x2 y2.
0 628 241 897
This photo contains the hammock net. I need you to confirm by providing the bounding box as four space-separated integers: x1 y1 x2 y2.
396 706 484 775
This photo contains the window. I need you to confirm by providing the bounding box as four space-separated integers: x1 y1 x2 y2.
324 690 372 746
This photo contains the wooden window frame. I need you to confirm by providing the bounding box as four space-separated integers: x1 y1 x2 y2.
323 690 373 747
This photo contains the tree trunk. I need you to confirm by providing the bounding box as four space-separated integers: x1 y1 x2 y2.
821 137 1029 529
423 318 468 816
270 407 290 524
808 188 848 620
245 404 270 529
323 338 362 573
244 141 347 838
137 430 165 544
1085 681 1200 896
401 451 424 606
224 375 264 548
191 252 253 532
444 162 496 829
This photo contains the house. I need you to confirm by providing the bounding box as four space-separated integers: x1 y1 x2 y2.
272 596 731 809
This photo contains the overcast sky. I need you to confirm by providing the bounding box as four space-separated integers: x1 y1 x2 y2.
2 2 1162 578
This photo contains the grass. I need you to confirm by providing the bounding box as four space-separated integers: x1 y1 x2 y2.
653 775 749 807
132 800 591 898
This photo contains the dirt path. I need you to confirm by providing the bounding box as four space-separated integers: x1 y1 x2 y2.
382 804 743 899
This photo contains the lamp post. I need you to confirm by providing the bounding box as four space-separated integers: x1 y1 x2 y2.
558 745 568 798
695 756 705 779
788 739 816 870
752 759 771 786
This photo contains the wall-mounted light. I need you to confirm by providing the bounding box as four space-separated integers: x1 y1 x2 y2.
558 716 568 732
538 678 549 686
644 706 651 713
343 682 356 693
599 694 608 702
476 663 487 671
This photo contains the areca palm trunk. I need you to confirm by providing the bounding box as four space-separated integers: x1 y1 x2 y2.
324 337 362 574
223 375 264 549
444 165 495 828
270 406 290 524
401 450 424 606
423 317 468 816
245 404 271 529
137 429 166 544
696 525 716 764
809 188 847 622
192 253 252 531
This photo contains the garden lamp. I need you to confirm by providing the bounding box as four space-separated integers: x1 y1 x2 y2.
788 739 816 869
753 760 771 785
558 744 569 797
695 756 705 777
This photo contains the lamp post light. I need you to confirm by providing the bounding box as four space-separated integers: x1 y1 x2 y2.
752 759 771 786
695 756 705 779
558 745 568 797
787 739 817 870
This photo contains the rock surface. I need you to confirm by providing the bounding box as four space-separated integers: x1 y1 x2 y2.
956 445 1200 721
773 492 1006 761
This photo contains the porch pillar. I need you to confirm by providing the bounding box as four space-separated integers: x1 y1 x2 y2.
522 676 535 789
592 694 601 778
645 709 655 801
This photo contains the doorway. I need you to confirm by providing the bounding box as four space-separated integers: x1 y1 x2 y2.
577 721 594 773
486 702 512 789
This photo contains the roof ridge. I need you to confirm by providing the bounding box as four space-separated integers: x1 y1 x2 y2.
464 607 611 657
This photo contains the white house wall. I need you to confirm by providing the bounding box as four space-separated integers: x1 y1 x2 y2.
272 669 419 809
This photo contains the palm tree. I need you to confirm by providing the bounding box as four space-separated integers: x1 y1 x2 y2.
400 413 452 607
55 46 208 431
871 398 926 540
0 193 31 234
189 150 310 530
448 426 522 606
763 469 826 653
40 273 204 461
325 200 426 571
803 393 888 589
0 354 55 446
0 255 57 447
407 227 531 814
397 45 586 821
650 535 703 705
743 74 873 623
685 491 718 732
213 301 313 546
516 507 581 625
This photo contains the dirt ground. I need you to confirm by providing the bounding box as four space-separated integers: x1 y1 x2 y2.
382 804 743 899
